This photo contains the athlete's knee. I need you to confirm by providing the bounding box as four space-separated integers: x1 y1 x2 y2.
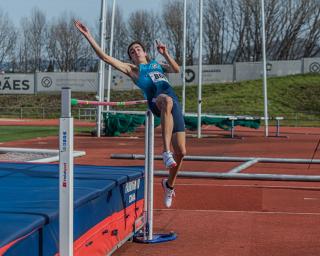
163 97 173 111
157 96 173 112
175 148 186 159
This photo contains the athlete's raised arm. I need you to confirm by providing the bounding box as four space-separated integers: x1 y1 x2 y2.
74 20 135 77
156 40 180 73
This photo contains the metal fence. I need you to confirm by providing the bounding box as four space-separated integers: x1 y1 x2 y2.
0 107 97 121
1 107 319 127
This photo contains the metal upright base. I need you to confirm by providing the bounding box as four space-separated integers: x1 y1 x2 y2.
133 231 177 244
134 110 177 244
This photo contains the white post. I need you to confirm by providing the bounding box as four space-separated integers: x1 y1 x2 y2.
197 0 203 139
261 0 269 137
182 0 187 114
97 0 107 137
106 0 116 112
146 110 154 241
59 88 74 256
143 111 149 240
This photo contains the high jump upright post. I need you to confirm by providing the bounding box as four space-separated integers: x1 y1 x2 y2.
182 0 187 114
134 110 177 243
106 0 116 112
197 0 203 139
59 87 74 256
97 0 107 137
261 0 269 137
145 110 154 240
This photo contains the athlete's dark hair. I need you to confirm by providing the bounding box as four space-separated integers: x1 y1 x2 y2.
127 41 150 61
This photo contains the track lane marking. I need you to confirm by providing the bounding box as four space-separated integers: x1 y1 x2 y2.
154 208 320 216
155 183 320 191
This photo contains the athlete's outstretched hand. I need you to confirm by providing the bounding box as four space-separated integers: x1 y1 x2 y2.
74 20 91 38
156 40 168 56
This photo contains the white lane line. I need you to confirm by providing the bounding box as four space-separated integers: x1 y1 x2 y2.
155 183 320 190
154 208 320 216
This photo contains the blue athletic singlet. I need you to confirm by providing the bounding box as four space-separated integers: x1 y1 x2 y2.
134 60 185 133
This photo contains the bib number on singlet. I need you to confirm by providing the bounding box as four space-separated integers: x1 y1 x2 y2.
149 71 169 83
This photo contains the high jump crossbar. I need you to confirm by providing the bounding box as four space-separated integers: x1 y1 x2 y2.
71 98 147 107
59 88 174 256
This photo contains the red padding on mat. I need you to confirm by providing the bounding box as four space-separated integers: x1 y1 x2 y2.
0 229 38 256
55 199 144 256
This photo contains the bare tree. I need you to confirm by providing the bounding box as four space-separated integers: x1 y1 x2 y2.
6 0 319 74
127 10 160 60
272 0 314 60
47 14 92 71
0 10 17 70
263 0 283 59
219 0 238 63
23 8 47 72
161 0 184 64
104 6 129 61
185 1 198 65
208 0 318 63
16 18 31 72
230 0 319 61
231 1 244 62
210 0 252 63
204 0 226 64
301 2 320 57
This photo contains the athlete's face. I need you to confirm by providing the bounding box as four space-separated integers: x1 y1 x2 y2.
128 43 148 64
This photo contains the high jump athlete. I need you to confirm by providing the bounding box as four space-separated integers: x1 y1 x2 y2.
75 20 186 208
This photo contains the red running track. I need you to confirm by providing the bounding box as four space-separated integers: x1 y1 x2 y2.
1 119 320 256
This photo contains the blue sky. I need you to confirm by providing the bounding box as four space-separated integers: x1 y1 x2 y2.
0 0 162 27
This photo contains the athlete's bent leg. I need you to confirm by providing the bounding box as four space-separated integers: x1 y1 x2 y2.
155 94 174 153
167 131 186 187
161 131 186 207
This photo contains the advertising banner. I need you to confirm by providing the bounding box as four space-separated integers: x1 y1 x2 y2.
0 74 35 94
